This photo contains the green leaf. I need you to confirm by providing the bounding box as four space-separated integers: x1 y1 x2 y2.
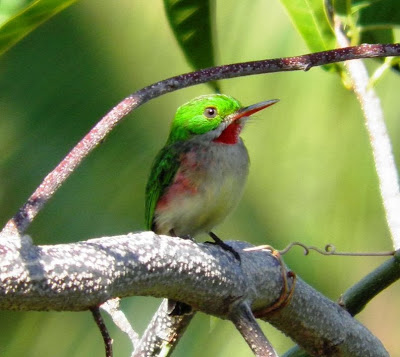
360 27 394 45
0 0 32 26
163 0 220 92
331 0 349 15
356 0 400 26
279 0 338 72
354 0 400 73
0 0 78 56
279 0 336 52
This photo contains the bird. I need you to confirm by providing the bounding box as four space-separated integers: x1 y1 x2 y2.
145 94 278 314
145 93 278 251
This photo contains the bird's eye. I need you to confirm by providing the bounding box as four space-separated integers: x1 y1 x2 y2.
204 106 217 119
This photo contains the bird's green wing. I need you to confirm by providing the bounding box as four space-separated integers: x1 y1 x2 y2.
145 144 181 230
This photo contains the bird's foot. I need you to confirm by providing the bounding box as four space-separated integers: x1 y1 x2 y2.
169 229 195 242
207 232 241 262
181 234 195 242
167 299 192 316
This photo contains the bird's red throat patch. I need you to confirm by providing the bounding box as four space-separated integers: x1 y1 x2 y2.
213 122 242 144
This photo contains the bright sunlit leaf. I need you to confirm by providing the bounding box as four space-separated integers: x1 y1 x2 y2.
279 0 336 52
279 0 339 72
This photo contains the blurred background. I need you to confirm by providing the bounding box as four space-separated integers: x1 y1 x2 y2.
0 0 399 356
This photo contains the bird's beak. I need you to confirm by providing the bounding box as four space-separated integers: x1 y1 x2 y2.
231 99 279 121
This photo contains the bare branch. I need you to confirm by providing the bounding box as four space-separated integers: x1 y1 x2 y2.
0 231 389 356
230 302 278 357
281 250 400 357
132 300 194 357
91 306 113 357
2 44 400 236
338 250 400 316
101 298 140 351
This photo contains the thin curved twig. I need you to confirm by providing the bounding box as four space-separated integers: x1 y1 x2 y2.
279 242 394 257
230 303 278 357
91 306 113 357
244 242 394 257
100 298 140 351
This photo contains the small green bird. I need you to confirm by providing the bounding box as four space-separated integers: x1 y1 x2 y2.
145 94 278 251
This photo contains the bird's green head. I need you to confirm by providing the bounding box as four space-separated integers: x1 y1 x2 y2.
167 94 278 144
167 94 241 143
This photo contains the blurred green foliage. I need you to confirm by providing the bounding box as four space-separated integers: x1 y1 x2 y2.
0 0 78 55
0 0 399 356
163 0 220 92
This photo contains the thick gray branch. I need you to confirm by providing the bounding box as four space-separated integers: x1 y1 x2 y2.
0 232 388 356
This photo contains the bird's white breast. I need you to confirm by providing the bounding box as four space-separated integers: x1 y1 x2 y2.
154 139 249 237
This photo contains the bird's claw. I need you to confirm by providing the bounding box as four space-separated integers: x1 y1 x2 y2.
207 232 241 262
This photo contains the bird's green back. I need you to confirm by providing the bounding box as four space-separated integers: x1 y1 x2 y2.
145 143 181 230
